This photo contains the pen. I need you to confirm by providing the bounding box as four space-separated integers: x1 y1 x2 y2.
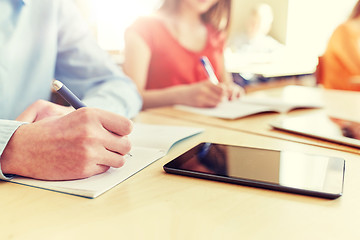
52 80 132 157
200 56 219 85
52 80 86 109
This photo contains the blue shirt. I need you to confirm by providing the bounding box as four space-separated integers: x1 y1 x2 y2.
0 0 143 179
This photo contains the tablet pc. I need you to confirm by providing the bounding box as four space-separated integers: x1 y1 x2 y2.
163 143 345 199
270 112 360 148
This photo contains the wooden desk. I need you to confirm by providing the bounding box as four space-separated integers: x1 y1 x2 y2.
1 112 360 239
147 86 360 155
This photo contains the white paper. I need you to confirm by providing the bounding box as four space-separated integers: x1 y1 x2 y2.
8 123 203 198
175 96 323 119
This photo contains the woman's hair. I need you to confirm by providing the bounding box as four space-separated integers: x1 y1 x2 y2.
349 0 360 19
159 0 232 32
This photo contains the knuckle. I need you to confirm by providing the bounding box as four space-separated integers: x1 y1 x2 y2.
76 144 96 161
34 99 52 111
76 108 96 123
77 132 99 149
34 99 47 106
73 125 90 141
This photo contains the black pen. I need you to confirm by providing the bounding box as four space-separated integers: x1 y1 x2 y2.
52 80 132 157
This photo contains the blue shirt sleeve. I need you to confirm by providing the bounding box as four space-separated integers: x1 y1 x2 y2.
54 0 142 118
0 0 142 180
0 120 26 180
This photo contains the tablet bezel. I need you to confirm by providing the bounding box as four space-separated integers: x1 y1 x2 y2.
163 143 345 199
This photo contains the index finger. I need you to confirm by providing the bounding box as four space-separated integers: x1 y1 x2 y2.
93 108 134 136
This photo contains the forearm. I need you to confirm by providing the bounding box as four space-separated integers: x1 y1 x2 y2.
141 85 187 110
141 81 227 109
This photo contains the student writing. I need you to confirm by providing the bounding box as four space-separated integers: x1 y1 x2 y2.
123 0 243 109
0 0 142 181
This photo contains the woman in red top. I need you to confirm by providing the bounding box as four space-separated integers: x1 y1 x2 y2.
123 0 243 109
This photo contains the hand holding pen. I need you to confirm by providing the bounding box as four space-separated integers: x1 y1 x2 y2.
200 56 244 101
3 81 133 180
53 80 133 156
50 79 134 178
165 56 225 108
200 56 229 103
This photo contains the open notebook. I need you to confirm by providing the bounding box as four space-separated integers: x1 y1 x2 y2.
6 123 203 198
175 96 323 119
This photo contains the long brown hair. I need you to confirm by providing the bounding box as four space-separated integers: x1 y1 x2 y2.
159 0 232 32
349 0 360 19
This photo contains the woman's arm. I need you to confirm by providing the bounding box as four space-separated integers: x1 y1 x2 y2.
123 31 226 109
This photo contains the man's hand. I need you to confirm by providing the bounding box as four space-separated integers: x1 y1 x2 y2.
1 107 133 180
16 100 73 122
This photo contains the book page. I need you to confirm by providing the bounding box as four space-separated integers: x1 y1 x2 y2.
11 146 165 198
175 95 323 119
241 96 323 113
129 123 204 152
8 123 204 198
175 101 274 119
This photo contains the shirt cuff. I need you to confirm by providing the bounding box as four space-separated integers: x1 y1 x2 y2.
0 120 27 180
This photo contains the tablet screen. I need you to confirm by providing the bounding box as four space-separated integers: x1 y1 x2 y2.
164 143 345 199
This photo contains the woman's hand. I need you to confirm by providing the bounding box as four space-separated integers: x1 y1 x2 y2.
222 81 245 101
175 81 226 108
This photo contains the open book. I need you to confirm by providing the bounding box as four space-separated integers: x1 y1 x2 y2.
7 123 203 198
175 96 323 119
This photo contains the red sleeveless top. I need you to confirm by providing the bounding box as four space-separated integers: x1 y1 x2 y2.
126 16 227 90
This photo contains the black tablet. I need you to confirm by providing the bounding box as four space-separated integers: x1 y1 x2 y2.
163 143 345 199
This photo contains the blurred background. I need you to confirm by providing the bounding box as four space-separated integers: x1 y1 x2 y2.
73 0 358 89
74 0 356 53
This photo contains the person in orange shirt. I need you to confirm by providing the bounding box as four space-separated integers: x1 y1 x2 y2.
322 0 360 91
123 0 243 109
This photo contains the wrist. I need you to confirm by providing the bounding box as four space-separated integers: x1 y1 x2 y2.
0 124 26 176
167 85 188 105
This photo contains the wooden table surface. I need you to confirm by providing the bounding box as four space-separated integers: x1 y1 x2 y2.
1 112 359 239
147 86 360 155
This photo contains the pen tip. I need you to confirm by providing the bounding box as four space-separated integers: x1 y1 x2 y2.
52 80 63 91
200 56 209 65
